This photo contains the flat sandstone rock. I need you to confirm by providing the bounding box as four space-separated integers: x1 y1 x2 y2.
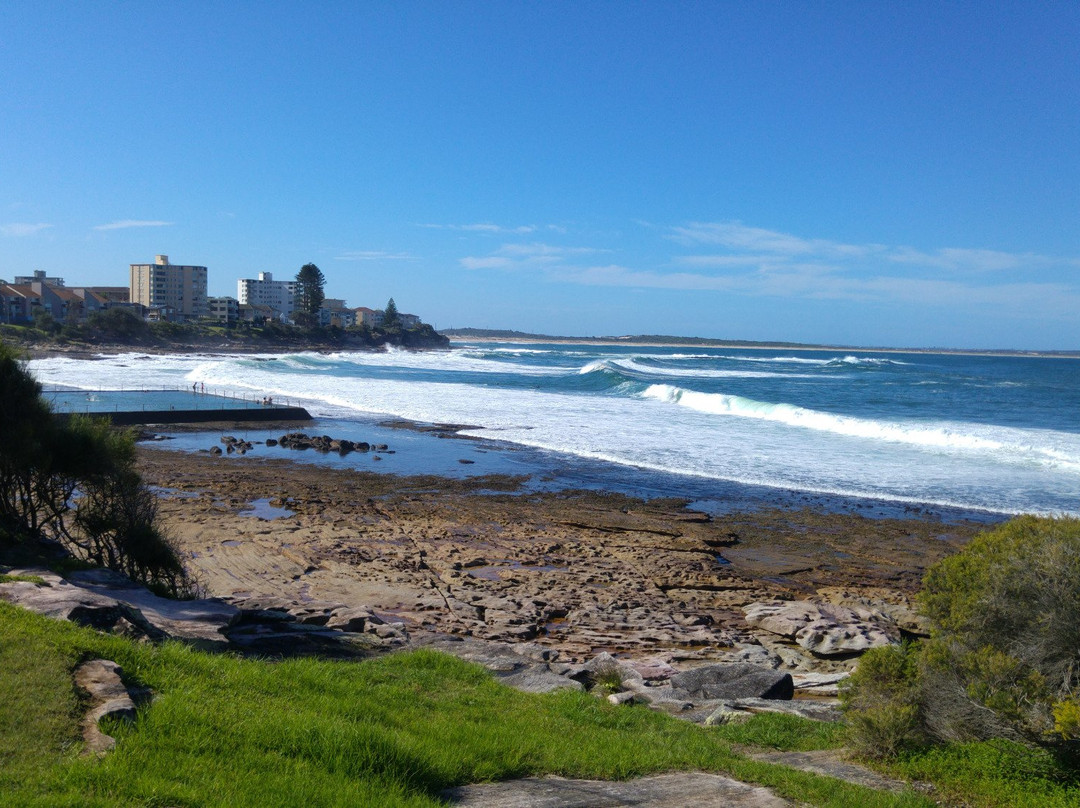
442 772 789 807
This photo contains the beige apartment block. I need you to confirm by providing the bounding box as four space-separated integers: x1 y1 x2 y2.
129 254 208 321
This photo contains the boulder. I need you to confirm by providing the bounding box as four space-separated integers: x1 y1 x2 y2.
74 659 139 755
791 672 850 697
743 601 898 657
417 636 583 694
325 606 375 633
670 663 794 701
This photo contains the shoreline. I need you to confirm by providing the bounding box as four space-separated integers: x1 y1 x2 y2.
143 414 1010 525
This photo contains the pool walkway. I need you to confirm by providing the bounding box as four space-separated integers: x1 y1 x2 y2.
45 387 312 426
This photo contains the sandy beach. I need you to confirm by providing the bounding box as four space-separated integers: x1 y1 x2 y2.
137 444 985 672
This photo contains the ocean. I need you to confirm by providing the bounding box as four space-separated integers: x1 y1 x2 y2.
28 342 1080 519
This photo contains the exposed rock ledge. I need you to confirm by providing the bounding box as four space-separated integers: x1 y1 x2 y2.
2 567 846 724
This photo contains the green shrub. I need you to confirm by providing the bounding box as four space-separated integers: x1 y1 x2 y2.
0 342 193 595
841 643 926 758
844 516 1080 757
920 516 1080 746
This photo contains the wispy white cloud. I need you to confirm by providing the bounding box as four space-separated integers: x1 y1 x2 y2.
94 219 174 231
677 254 791 268
1 222 52 237
546 263 1080 318
420 222 567 235
334 250 413 261
886 246 1056 273
672 221 880 259
457 219 1080 321
674 220 1070 276
460 256 517 270
460 241 609 270
497 242 606 258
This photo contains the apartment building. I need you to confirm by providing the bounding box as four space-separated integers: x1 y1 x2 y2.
129 255 208 321
319 298 356 328
237 272 295 321
14 270 65 286
208 296 240 324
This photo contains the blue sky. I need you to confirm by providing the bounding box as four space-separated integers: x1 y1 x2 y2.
2 2 1078 350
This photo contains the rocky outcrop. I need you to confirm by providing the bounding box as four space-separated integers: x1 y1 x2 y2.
742 600 899 657
275 433 384 455
418 636 584 694
0 568 406 658
226 595 409 656
220 435 254 454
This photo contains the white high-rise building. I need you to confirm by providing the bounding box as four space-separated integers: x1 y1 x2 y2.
237 272 296 321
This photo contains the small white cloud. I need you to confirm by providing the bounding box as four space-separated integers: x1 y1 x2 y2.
1 222 52 237
551 264 739 292
496 242 606 258
419 222 542 235
94 219 174 231
460 256 517 270
676 254 783 268
460 242 608 271
334 250 412 261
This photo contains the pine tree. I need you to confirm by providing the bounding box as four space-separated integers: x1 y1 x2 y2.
383 297 400 328
295 263 326 324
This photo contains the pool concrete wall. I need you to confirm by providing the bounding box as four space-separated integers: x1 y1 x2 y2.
55 406 312 426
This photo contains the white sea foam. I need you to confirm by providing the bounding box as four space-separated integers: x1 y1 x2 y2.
26 349 1080 517
639 384 1080 473
609 358 820 380
321 348 570 376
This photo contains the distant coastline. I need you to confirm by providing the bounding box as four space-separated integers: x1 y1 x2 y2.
2 321 450 361
441 328 1080 360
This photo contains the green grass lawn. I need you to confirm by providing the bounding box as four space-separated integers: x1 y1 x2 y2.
1 603 931 808
2 600 1076 807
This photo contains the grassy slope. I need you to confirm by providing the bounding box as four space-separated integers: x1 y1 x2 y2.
3 602 1078 806
1 603 930 808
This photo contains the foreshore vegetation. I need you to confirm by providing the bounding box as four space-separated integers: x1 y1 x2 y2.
0 306 449 356
0 342 192 596
841 516 1080 802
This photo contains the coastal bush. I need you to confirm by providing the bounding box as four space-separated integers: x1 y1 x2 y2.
0 342 193 596
840 643 926 758
843 516 1080 759
83 307 151 341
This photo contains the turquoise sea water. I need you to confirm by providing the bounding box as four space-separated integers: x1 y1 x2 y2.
28 343 1080 517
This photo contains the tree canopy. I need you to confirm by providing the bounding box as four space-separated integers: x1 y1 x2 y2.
0 342 192 596
295 263 326 324
383 297 400 328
